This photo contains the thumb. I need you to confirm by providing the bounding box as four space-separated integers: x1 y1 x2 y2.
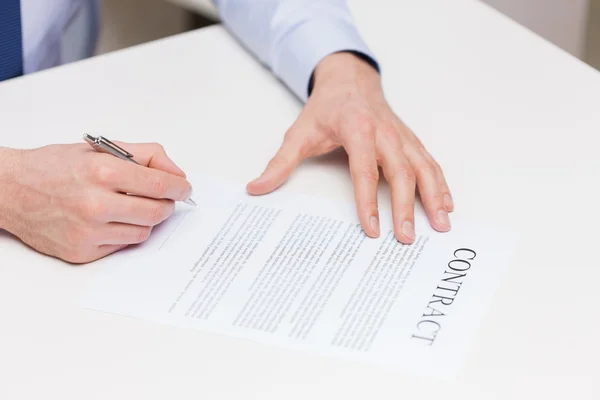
247 129 308 195
115 142 187 178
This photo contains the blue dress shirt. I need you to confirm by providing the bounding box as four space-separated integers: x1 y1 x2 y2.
18 0 378 101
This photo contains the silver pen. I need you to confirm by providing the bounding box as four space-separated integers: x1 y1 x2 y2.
83 133 196 206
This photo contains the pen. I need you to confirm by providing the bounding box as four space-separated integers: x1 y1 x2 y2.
83 133 196 206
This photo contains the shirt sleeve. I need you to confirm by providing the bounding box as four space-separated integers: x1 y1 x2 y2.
212 0 379 102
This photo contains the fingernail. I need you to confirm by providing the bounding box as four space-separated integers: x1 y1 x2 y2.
402 220 415 241
369 216 380 236
436 209 451 229
444 194 454 212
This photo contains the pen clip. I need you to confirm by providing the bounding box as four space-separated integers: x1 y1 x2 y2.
97 136 134 159
84 133 134 159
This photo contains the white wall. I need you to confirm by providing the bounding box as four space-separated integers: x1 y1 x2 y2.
586 0 600 67
169 0 592 59
96 0 192 55
167 0 219 19
96 0 593 63
481 0 590 57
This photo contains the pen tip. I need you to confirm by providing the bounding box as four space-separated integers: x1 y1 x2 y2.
184 198 197 207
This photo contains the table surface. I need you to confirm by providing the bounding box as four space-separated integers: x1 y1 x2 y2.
1 0 600 398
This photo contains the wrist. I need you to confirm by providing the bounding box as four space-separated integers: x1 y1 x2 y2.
311 52 381 94
0 147 23 231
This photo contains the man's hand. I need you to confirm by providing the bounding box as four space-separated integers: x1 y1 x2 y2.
247 52 453 244
0 142 192 264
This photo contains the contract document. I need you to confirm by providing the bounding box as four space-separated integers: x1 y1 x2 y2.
83 179 517 378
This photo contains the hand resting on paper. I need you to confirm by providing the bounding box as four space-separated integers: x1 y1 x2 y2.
247 52 453 244
0 143 192 264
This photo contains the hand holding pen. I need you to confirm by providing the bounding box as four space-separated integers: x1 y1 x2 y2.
0 135 195 264
84 134 196 206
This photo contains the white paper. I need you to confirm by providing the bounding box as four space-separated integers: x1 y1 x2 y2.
82 178 517 379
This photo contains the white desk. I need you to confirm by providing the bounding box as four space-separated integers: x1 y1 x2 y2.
1 0 600 398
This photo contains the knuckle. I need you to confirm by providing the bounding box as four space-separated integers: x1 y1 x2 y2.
151 142 166 155
150 176 169 197
283 125 300 141
363 198 379 210
137 226 152 243
94 164 118 185
401 142 417 156
149 203 170 225
359 165 379 183
299 134 319 156
61 249 92 264
395 203 415 217
65 225 93 248
352 112 377 137
388 163 416 185
379 121 399 139
421 191 444 210
417 161 438 178
428 157 441 170
380 130 397 144
429 192 445 205
81 197 107 220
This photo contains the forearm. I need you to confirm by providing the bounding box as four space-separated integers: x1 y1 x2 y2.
213 0 378 102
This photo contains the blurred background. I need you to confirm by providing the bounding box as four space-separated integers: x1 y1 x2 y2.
97 0 600 70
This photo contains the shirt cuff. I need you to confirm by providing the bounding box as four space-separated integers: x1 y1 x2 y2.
271 16 379 102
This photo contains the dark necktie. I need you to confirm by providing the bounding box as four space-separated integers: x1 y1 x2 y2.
0 0 23 82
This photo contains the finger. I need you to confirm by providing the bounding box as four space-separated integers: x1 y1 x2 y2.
99 223 154 245
404 146 451 232
247 125 309 196
97 195 175 226
421 150 454 212
380 144 416 244
436 164 454 212
344 130 380 238
92 156 192 202
66 244 128 265
113 142 187 178
94 244 129 259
